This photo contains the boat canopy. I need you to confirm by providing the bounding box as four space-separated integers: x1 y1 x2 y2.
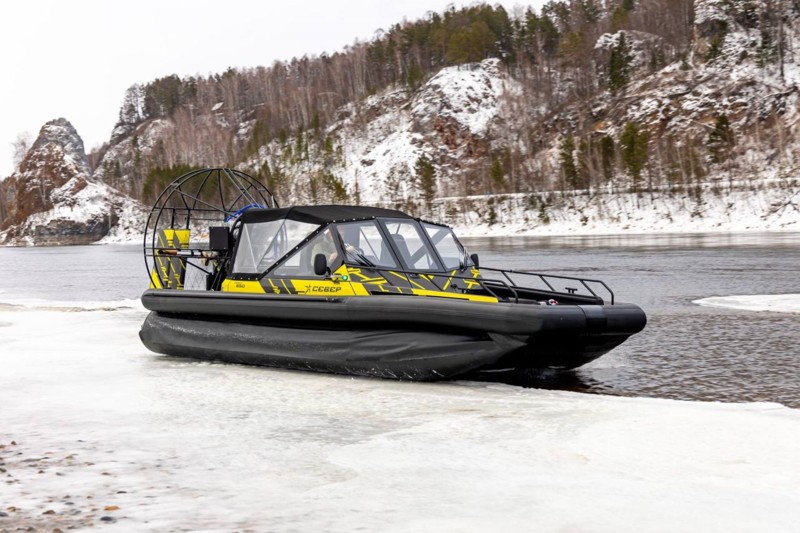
239 205 413 225
230 206 470 276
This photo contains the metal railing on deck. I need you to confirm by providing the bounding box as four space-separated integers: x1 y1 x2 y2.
478 266 615 305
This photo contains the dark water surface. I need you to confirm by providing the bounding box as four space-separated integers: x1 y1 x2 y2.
1 234 798 407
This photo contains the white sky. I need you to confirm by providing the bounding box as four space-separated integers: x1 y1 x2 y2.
0 0 545 177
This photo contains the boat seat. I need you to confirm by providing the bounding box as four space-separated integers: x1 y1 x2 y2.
391 234 413 265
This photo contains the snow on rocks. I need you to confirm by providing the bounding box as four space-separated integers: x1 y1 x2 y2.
3 177 143 246
694 0 732 27
411 58 505 138
351 58 510 201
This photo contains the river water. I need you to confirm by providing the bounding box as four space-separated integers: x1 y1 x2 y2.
1 235 799 531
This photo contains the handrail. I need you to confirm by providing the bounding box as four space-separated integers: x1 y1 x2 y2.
478 266 615 305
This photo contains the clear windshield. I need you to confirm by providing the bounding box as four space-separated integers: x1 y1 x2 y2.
232 219 319 274
383 220 442 271
336 220 398 268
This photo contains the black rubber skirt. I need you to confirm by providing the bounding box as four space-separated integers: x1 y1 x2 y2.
140 312 523 380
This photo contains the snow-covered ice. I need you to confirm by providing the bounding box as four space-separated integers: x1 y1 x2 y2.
1 300 799 531
695 294 800 314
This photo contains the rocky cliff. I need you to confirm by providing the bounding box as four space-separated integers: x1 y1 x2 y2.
0 119 142 246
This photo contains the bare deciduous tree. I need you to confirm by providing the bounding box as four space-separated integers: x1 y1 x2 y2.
11 131 32 170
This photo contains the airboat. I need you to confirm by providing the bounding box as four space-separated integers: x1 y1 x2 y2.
139 168 646 380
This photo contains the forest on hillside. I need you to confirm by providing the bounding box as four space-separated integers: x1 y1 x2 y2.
92 0 800 207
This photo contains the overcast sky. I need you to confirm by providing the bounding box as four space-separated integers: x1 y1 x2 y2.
0 0 546 177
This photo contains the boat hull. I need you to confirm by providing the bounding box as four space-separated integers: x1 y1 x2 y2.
139 290 647 380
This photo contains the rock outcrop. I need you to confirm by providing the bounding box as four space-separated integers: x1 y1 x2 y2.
0 118 143 246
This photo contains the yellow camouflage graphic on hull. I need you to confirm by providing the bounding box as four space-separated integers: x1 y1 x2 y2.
221 264 495 302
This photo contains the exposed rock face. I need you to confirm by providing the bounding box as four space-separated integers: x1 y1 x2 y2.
0 118 143 246
1 118 90 227
411 58 504 162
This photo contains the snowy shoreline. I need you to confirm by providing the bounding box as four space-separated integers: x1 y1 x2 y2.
442 183 800 237
1 302 799 530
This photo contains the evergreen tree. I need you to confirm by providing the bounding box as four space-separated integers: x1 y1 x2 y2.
608 32 631 94
414 156 437 208
758 24 778 67
446 20 496 64
311 113 320 135
118 84 144 126
610 7 629 32
406 63 425 89
559 136 579 189
490 152 505 187
142 164 199 203
619 122 649 189
295 126 304 161
600 135 615 182
321 172 348 202
705 22 728 63
734 2 759 29
707 114 735 164
578 138 592 189
580 0 600 23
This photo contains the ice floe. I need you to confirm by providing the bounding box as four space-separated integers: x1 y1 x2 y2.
695 294 800 314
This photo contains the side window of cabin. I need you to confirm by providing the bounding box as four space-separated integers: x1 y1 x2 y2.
336 221 398 268
231 220 282 274
383 221 440 270
231 219 319 275
273 228 340 277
